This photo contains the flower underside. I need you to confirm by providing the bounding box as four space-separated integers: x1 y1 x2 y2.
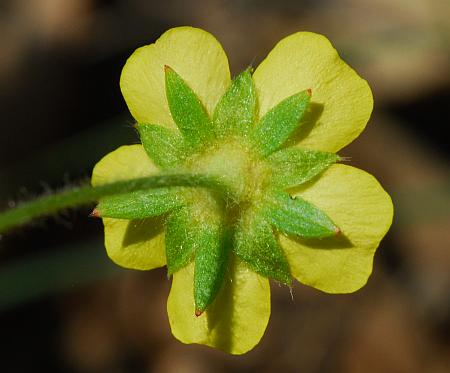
96 66 341 314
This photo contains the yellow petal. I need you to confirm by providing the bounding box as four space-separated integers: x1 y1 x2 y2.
253 32 373 152
280 164 393 293
120 26 231 127
92 145 166 270
167 257 270 355
91 144 158 186
102 216 166 270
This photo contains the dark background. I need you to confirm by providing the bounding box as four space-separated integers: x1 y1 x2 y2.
0 0 449 372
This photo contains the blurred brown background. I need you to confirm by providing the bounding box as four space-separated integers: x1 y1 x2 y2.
0 0 449 372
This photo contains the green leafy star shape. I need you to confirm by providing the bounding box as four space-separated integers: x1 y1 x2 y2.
98 65 340 313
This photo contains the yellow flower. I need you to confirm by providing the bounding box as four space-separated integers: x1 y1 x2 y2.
91 27 393 354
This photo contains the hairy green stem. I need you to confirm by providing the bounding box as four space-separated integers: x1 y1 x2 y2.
0 173 224 234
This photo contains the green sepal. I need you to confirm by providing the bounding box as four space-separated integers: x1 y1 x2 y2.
234 208 292 285
165 206 198 275
251 90 311 156
212 68 256 138
268 148 338 188
96 188 182 219
266 191 338 238
194 224 229 314
137 123 187 168
166 194 228 313
165 66 213 147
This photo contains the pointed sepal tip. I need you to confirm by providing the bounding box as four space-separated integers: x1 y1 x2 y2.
89 208 101 218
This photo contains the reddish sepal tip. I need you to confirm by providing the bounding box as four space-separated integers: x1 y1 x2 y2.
164 64 172 72
89 208 101 218
306 88 312 96
335 226 341 235
195 309 203 317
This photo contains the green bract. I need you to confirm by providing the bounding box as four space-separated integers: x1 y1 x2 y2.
92 27 393 354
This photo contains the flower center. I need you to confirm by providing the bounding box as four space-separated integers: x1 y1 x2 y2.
184 139 272 205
